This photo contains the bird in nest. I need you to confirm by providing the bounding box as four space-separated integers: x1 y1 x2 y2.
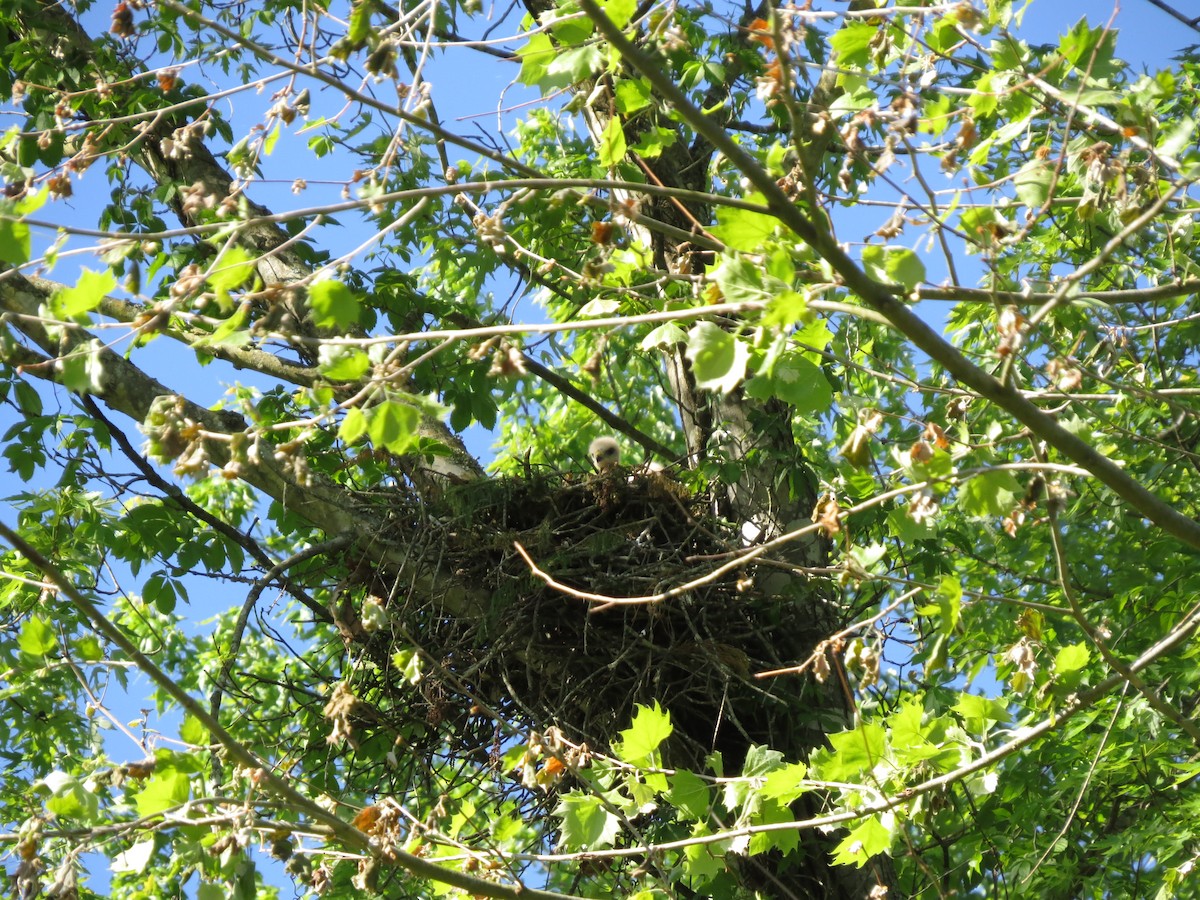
588 435 669 478
588 436 621 473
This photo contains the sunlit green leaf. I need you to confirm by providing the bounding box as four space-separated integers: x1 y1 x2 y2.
42 771 100 822
862 245 925 291
553 792 621 850
1014 159 1052 209
309 280 361 329
615 78 652 115
958 469 1021 518
709 205 777 252
0 214 31 265
51 268 116 321
686 322 748 393
760 762 809 804
616 702 673 764
829 23 877 67
666 770 711 821
134 765 191 817
18 616 55 657
318 344 370 381
207 246 257 293
366 400 420 454
831 814 893 867
111 839 156 874
598 118 627 168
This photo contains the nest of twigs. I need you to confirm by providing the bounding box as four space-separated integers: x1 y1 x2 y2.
347 468 841 773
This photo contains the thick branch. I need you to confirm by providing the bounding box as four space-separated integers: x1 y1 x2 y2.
0 521 584 900
579 0 1200 554
0 269 487 614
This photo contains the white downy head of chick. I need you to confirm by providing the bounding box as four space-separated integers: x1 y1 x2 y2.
588 436 621 473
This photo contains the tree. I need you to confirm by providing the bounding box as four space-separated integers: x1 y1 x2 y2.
2 0 1200 894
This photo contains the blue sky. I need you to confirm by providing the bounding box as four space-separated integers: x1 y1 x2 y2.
1 0 1197 890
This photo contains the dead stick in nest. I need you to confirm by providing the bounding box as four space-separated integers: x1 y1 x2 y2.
514 541 667 613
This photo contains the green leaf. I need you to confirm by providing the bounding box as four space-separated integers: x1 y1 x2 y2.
134 765 191 816
831 814 893 867
51 268 116 321
340 407 368 444
553 792 621 850
749 799 797 857
1014 159 1052 209
180 714 209 746
0 214 31 265
817 723 886 781
318 344 370 382
887 506 936 543
890 699 930 756
517 32 556 86
59 339 106 394
544 9 592 44
683 829 728 882
546 45 603 85
763 290 809 329
745 354 832 414
41 771 100 822
75 634 104 662
760 761 809 804
829 23 877 67
615 78 652 115
15 381 43 416
616 701 673 764
207 246 257 293
916 576 962 636
862 245 925 290
685 322 748 393
347 0 375 47
195 304 250 349
709 206 777 252
18 616 55 657
309 280 361 329
599 0 636 29
885 248 926 290
640 322 687 350
392 647 424 685
598 118 627 168
111 838 156 874
366 399 420 454
145 571 180 614
958 468 1021 518
1159 116 1196 160
1055 642 1090 679
666 770 711 821
1059 17 1118 79
953 693 1009 730
630 126 676 159
712 254 765 303
578 297 621 317
741 744 785 778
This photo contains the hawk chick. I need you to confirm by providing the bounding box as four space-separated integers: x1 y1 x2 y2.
588 436 621 473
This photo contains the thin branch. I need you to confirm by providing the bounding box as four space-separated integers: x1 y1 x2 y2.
574 0 1200 554
520 356 676 460
0 520 588 900
208 536 350 723
1022 684 1128 885
506 594 1200 864
81 398 331 624
1046 499 1200 747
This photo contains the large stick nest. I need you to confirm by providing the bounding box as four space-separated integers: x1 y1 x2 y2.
346 468 845 772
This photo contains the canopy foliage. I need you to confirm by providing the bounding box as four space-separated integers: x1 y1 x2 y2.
2 0 1200 897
